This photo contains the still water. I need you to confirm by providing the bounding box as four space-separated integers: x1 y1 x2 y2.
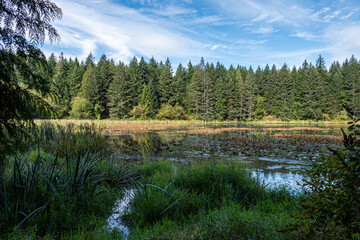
107 122 345 191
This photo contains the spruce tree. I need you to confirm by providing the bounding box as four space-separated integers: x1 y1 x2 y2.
158 65 175 105
108 63 133 118
243 68 257 119
96 54 113 118
228 69 244 120
79 64 98 107
187 59 214 120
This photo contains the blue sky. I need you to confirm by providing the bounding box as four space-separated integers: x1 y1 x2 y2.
44 0 360 69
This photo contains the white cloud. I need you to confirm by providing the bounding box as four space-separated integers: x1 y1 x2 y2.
249 26 277 34
191 16 223 25
148 5 197 17
324 10 341 22
291 32 319 41
236 39 267 45
252 13 269 22
323 24 360 62
210 44 221 50
48 0 209 62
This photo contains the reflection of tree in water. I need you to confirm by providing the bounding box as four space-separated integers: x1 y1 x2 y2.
108 132 188 162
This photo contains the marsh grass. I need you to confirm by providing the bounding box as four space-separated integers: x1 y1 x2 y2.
35 121 108 157
0 123 135 238
124 161 299 239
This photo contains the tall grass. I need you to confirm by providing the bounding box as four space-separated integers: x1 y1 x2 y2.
35 121 108 157
0 123 134 238
125 161 299 239
125 161 294 229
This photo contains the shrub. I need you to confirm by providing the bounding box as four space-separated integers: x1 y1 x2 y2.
70 96 93 119
155 104 177 120
155 104 188 120
292 118 360 239
131 105 149 119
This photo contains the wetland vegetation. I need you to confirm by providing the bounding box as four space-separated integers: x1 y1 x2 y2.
2 119 359 239
1 0 360 238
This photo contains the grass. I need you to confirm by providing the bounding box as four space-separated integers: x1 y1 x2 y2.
1 121 307 239
124 160 301 239
0 123 135 238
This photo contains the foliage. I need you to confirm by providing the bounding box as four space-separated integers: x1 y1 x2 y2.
70 96 93 119
0 0 62 160
292 118 360 239
131 105 149 119
0 123 134 238
94 103 105 120
26 52 360 123
155 104 177 120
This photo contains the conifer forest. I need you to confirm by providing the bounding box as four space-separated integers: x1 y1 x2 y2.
45 53 359 121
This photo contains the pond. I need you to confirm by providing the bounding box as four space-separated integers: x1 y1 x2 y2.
106 122 346 191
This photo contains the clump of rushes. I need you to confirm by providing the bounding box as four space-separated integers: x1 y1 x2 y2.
125 161 288 227
174 163 266 207
0 123 134 238
35 121 108 157
125 161 299 239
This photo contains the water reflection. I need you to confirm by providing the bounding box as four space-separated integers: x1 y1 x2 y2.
107 123 344 191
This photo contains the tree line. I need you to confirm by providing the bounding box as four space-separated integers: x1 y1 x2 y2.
42 53 360 121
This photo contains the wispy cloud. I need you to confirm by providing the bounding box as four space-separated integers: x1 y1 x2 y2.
323 24 360 63
145 5 197 17
191 15 223 25
48 0 210 63
291 32 319 41
43 0 360 68
248 26 277 34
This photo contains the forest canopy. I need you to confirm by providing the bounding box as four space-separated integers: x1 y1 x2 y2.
43 53 360 121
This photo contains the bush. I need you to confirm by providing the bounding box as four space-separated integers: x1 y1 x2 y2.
155 104 188 120
155 104 177 120
293 118 360 239
131 105 149 119
70 97 93 119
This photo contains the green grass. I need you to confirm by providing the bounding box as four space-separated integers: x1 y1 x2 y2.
124 160 300 239
0 123 134 238
1 123 303 239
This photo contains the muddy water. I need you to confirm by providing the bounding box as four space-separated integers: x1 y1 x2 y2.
107 122 346 191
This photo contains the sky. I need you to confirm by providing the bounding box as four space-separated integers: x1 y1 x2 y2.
43 0 360 69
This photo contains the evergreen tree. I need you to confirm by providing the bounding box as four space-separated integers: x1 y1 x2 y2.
51 52 70 117
275 63 293 119
148 57 160 117
342 56 360 117
243 68 257 119
79 64 98 107
228 69 244 120
315 55 331 118
158 65 175 105
187 59 214 120
174 63 188 106
108 63 133 118
96 54 113 118
329 61 345 117
67 57 84 99
127 56 140 107
139 84 150 113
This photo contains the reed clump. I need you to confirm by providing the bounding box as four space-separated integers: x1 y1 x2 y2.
0 123 134 238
